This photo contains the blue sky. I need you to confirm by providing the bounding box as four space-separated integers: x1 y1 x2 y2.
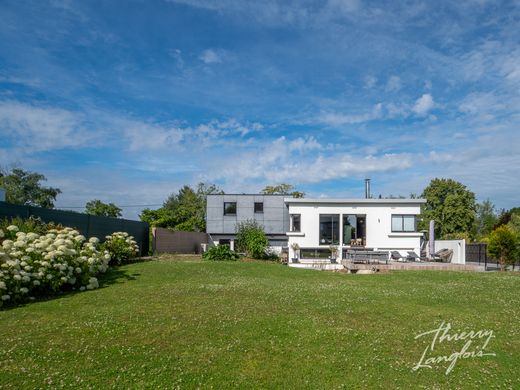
1 0 520 219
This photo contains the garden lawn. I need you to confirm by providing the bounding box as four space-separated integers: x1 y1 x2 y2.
1 258 519 389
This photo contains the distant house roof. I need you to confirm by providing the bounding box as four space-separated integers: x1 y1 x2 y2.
284 198 426 205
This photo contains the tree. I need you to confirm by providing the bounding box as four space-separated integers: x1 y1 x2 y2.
507 213 520 238
0 167 61 208
235 219 269 259
494 207 520 229
140 182 223 231
487 225 519 271
420 178 476 239
85 200 122 218
474 200 498 240
261 183 304 198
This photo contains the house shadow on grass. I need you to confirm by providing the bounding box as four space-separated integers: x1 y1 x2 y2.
98 266 140 287
1 266 141 312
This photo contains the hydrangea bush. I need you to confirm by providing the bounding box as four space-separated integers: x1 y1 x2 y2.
0 225 110 307
103 232 139 265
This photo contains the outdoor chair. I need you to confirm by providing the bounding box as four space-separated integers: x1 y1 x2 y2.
433 248 453 263
406 251 421 262
390 251 405 262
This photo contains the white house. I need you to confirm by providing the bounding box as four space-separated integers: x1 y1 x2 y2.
284 197 426 262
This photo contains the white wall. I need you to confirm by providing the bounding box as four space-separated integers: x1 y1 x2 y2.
434 239 466 264
287 202 423 259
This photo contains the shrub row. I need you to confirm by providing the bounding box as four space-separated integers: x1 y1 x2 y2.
0 220 140 307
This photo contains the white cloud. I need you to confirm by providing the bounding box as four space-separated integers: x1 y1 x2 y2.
208 136 412 186
364 75 377 88
318 103 383 126
0 100 91 152
123 122 184 151
412 94 434 116
458 92 505 116
385 75 402 92
199 49 223 64
326 0 362 14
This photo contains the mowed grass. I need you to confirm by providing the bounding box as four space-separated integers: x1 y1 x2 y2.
1 257 519 389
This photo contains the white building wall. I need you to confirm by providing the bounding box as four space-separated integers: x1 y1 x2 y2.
287 202 423 259
434 239 466 264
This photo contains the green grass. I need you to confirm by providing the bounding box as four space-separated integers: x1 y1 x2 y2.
1 258 519 389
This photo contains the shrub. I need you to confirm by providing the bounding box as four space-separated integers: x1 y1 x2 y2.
488 225 519 271
0 225 110 307
103 232 139 265
0 216 63 236
202 245 239 261
235 220 269 259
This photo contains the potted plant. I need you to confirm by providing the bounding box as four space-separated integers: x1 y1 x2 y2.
290 242 300 263
329 245 338 263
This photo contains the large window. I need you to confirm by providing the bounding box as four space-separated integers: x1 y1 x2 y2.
254 202 263 213
300 248 330 259
319 214 339 245
223 202 237 216
391 215 416 232
290 214 301 232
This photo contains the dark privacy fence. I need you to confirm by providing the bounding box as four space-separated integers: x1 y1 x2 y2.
0 201 149 256
152 227 208 254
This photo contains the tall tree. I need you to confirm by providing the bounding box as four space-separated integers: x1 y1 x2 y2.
474 199 498 240
261 183 304 198
420 178 476 239
85 200 122 218
0 167 61 208
494 207 520 229
140 182 223 231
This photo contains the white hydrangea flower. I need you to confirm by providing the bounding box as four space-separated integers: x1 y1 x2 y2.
7 225 19 232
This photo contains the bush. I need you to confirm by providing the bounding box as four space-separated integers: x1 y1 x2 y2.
235 220 269 259
202 245 239 261
0 224 110 307
103 232 139 265
488 225 519 271
0 216 63 236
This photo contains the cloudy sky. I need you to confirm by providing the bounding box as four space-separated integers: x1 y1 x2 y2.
1 0 519 219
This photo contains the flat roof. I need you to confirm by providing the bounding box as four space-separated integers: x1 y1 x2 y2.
284 198 426 204
206 194 286 196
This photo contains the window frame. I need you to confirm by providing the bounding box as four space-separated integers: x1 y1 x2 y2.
319 214 340 245
290 214 301 232
391 214 417 232
254 202 264 214
223 202 237 216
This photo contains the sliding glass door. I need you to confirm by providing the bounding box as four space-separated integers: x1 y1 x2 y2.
343 214 366 246
319 214 339 245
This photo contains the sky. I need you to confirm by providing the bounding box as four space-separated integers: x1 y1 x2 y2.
1 0 520 220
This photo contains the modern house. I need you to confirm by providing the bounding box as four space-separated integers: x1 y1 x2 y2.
206 191 426 260
206 194 289 250
285 197 426 262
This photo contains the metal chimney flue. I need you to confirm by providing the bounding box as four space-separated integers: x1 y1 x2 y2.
364 178 371 199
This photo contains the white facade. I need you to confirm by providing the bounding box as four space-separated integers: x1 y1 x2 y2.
285 198 426 260
434 239 466 264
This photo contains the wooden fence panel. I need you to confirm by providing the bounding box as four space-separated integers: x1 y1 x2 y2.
153 228 208 254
